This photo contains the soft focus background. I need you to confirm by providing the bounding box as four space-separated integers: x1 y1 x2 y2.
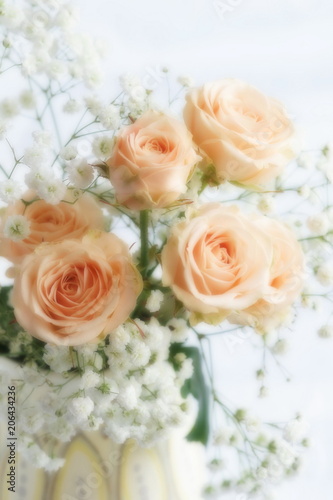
79 1 333 497
1 0 333 497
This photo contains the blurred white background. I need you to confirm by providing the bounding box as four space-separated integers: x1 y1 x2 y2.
78 1 333 497
1 0 333 497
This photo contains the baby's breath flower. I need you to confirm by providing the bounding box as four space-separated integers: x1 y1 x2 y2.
0 179 23 203
4 215 31 241
60 144 78 161
19 90 35 109
146 289 164 313
168 317 189 343
318 325 333 338
37 177 66 204
24 145 50 168
178 75 195 88
307 213 330 235
98 104 121 130
92 135 115 159
32 130 53 146
0 98 20 118
66 158 95 188
119 73 141 93
68 396 94 423
257 194 276 214
43 344 73 373
316 262 333 286
272 339 289 355
63 98 81 114
79 369 101 390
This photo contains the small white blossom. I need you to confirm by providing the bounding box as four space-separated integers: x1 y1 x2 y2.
98 104 121 130
259 386 269 398
92 135 116 159
63 99 81 114
146 289 164 313
276 438 297 467
284 417 308 444
4 215 31 241
178 75 195 88
0 3 24 29
66 158 95 188
297 185 310 199
19 90 35 109
0 98 20 118
0 179 23 203
178 358 193 382
168 318 189 343
120 73 141 93
85 96 103 116
245 415 261 433
316 262 333 286
20 409 44 434
267 459 284 480
109 324 131 353
24 145 50 168
257 195 276 214
43 344 73 373
32 130 53 147
128 338 151 368
256 466 268 480
307 213 330 235
318 325 333 338
37 177 67 204
79 369 101 390
68 396 94 423
116 381 140 411
60 144 78 161
213 426 234 446
25 165 52 190
298 152 315 169
272 339 290 355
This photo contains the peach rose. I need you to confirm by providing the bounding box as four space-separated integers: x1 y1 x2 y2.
107 111 200 210
184 79 298 187
229 218 305 332
161 204 273 324
0 190 104 264
12 232 143 346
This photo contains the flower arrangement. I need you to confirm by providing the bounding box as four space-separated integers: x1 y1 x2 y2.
0 1 332 498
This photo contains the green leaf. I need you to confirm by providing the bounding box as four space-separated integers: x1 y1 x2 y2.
170 344 210 445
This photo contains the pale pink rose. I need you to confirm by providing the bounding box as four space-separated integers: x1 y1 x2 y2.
0 190 104 264
229 219 305 332
161 204 273 324
107 111 200 210
184 79 298 187
12 232 143 346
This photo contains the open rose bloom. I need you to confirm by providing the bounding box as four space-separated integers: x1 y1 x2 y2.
11 232 143 345
107 111 200 210
161 204 305 330
184 79 299 187
0 190 104 264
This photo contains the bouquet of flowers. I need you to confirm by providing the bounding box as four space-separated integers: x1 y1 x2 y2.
0 1 332 498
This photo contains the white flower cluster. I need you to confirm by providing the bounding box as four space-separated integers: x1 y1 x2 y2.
7 318 191 470
119 73 152 120
24 132 67 204
205 410 309 498
0 0 105 88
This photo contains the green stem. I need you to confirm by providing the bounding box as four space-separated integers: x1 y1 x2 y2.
140 210 149 278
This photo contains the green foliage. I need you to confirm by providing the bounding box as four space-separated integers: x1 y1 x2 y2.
170 344 210 445
0 286 46 366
